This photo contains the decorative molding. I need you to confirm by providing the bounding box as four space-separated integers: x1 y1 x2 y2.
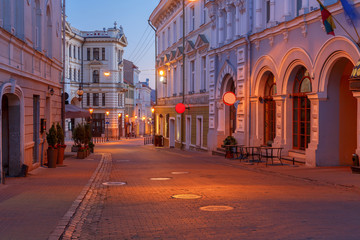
283 30 288 42
255 40 260 51
269 35 274 47
301 22 308 38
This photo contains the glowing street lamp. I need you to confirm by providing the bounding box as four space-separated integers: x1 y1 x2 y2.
106 111 110 141
104 71 111 77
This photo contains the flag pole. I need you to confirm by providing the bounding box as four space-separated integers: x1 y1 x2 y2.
332 15 360 46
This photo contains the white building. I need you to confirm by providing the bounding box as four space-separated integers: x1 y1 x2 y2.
150 0 211 149
152 0 360 166
0 0 62 180
135 79 153 136
64 22 128 139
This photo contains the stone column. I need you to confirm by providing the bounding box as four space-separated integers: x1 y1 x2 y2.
225 4 233 43
234 0 241 38
272 95 287 149
353 92 360 157
255 0 262 30
207 2 218 48
218 9 225 45
283 0 291 21
300 0 309 15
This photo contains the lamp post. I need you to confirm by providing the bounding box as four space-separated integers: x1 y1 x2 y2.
125 114 129 138
118 113 122 140
89 108 93 139
106 111 110 141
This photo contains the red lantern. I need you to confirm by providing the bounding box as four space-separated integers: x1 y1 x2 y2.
175 103 186 114
223 91 236 106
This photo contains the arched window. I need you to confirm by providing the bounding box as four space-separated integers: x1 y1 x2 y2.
45 6 52 57
293 67 312 150
93 70 99 83
264 73 276 145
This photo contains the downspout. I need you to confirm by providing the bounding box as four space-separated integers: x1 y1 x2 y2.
246 0 253 146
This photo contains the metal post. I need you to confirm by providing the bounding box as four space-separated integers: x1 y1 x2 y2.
61 0 66 132
181 0 186 150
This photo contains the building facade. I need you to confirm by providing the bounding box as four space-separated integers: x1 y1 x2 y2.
64 22 128 139
0 0 62 180
152 0 360 166
135 79 153 136
150 0 211 150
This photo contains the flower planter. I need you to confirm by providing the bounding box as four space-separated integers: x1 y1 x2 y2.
77 151 86 159
57 146 66 165
47 148 58 168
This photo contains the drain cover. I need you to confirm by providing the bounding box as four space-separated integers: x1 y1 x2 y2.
102 182 127 186
171 172 189 175
199 205 234 211
116 160 130 162
172 194 202 199
150 177 172 181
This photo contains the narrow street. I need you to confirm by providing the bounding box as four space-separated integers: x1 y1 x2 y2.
58 140 360 240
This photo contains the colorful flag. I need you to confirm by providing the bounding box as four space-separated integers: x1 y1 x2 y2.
340 0 358 22
316 0 336 36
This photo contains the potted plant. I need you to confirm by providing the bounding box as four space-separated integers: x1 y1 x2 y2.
46 124 58 168
89 141 95 153
84 124 92 156
71 124 82 152
222 136 237 159
77 146 86 159
56 123 66 165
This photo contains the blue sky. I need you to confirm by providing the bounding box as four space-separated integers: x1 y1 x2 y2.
66 0 160 88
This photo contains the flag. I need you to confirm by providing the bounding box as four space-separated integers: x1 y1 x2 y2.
340 0 358 22
316 0 336 36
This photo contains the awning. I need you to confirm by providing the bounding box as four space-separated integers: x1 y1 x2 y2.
65 104 90 118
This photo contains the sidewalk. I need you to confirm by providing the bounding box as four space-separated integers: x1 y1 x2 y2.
156 146 360 191
0 151 102 240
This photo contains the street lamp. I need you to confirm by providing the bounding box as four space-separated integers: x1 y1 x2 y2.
118 113 122 140
106 111 110 141
89 108 94 137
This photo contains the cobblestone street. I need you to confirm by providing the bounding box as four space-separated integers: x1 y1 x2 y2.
62 139 360 239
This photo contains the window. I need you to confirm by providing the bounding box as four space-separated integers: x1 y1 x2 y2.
266 0 271 23
69 44 72 58
74 69 76 81
173 21 177 43
264 73 276 145
74 46 76 59
118 50 121 62
93 48 99 60
201 0 207 24
190 60 195 93
87 48 90 60
69 67 72 80
162 31 165 51
118 93 123 106
93 93 99 106
296 0 302 17
190 7 195 31
102 48 105 60
180 15 184 38
168 27 171 48
93 70 99 83
173 67 177 94
102 93 106 106
78 70 81 82
201 56 206 91
78 47 81 60
293 67 312 150
35 0 41 50
87 93 90 106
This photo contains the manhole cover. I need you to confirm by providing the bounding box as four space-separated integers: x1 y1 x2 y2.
172 194 202 199
150 177 172 181
102 182 127 186
171 172 189 175
199 205 234 211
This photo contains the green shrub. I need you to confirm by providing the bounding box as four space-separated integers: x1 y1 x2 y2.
56 123 64 145
46 124 58 148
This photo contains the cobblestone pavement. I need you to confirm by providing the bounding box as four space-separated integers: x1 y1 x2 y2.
67 141 360 240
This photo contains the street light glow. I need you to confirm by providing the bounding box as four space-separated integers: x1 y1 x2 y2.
125 114 129 118
151 107 155 113
142 116 146 120
118 113 122 117
135 116 138 119
104 71 111 77
159 70 165 76
89 108 94 114
106 111 110 116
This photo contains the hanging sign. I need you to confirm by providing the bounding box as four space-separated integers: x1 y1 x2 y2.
175 103 186 114
223 92 237 106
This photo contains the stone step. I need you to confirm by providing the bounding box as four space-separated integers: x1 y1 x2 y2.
212 150 225 157
282 155 306 165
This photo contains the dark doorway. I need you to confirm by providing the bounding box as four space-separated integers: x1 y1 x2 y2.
92 113 105 137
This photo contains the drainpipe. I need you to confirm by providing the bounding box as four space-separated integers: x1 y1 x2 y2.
61 0 66 132
148 19 157 138
246 0 253 146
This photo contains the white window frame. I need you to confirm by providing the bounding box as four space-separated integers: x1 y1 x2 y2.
190 60 195 93
176 115 181 141
190 6 195 31
201 0 207 25
201 56 206 91
173 21 177 44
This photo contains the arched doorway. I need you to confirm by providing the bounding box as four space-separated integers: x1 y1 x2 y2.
263 73 276 145
320 58 356 165
292 66 312 150
2 93 21 177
